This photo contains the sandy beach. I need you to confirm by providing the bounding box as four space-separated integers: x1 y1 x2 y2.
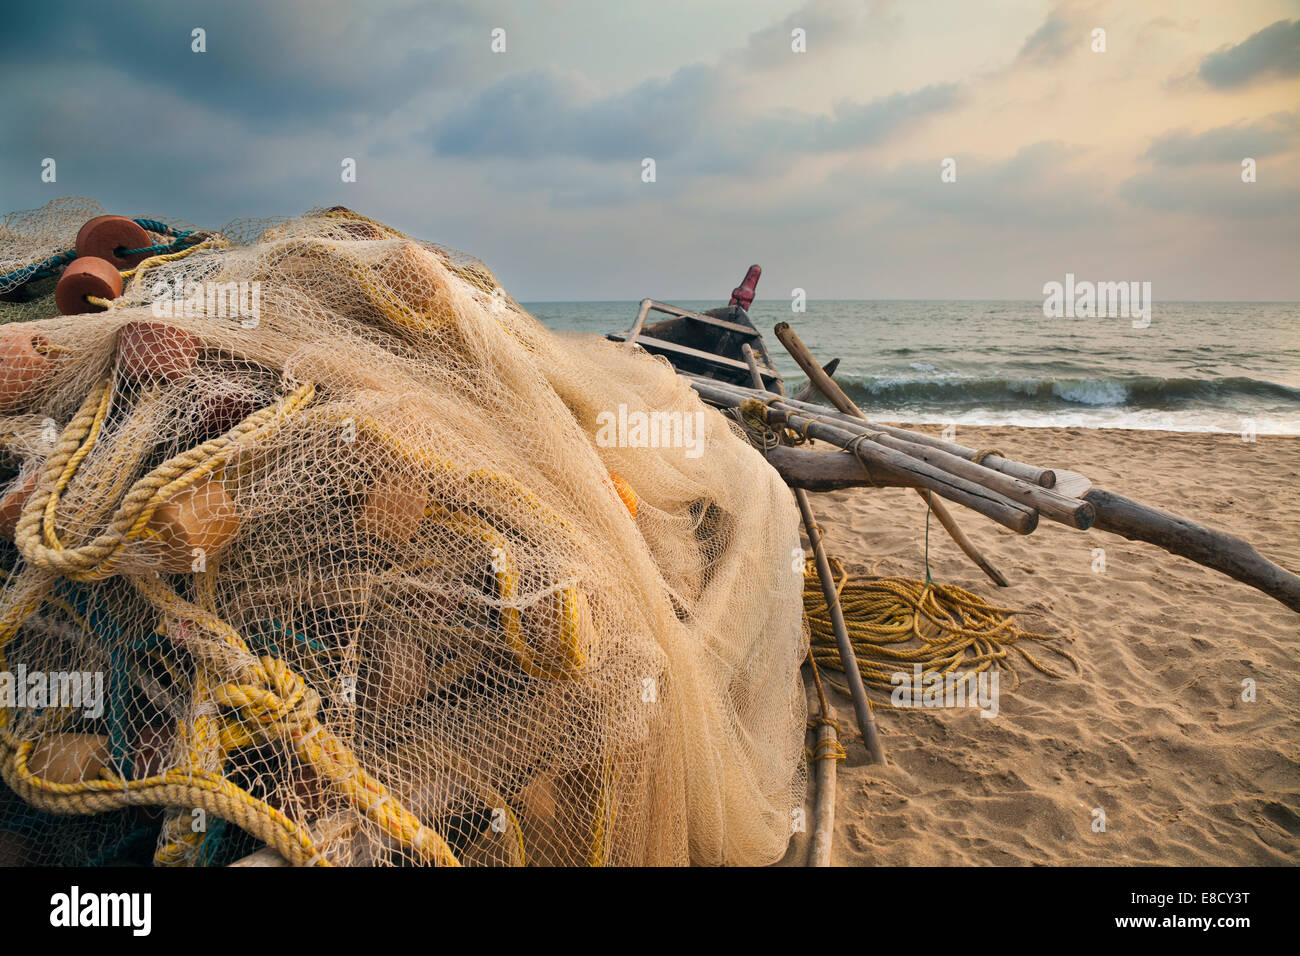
782 424 1299 866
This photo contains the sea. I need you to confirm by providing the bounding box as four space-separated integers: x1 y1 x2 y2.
525 300 1300 435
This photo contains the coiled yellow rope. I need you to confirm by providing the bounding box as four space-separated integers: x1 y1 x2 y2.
803 557 1078 696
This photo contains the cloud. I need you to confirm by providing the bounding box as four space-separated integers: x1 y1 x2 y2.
741 84 960 154
434 63 958 179
1015 2 1103 67
433 64 722 161
0 0 480 128
1119 165 1300 219
856 142 1115 229
1145 113 1300 166
741 0 900 62
1198 19 1300 88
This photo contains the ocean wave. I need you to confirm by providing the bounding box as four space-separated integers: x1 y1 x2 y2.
815 375 1300 409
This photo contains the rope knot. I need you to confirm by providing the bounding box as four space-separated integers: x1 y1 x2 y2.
215 656 320 744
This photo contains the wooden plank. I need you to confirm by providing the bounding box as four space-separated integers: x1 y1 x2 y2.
608 332 781 380
642 299 762 337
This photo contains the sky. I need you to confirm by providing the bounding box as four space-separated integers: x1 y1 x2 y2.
1 0 1297 301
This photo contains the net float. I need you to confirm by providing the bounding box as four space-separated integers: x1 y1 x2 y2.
0 326 58 411
609 473 638 517
0 468 39 539
196 390 260 437
144 474 240 572
365 629 427 712
323 206 385 239
342 221 385 239
377 241 447 315
118 320 201 383
75 215 153 270
359 474 427 546
54 256 122 315
27 733 110 784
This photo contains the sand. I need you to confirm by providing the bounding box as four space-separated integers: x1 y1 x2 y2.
779 425 1299 866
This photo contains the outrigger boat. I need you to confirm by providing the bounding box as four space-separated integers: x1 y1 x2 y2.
609 264 1300 617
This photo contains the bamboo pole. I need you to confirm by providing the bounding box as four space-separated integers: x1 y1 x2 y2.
761 408 1093 529
684 372 1056 488
748 401 1039 534
741 344 885 764
772 322 1012 587
795 487 887 764
807 687 839 867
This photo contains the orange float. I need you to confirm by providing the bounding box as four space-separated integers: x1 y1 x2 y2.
610 473 638 517
377 241 446 314
27 733 110 784
359 474 428 546
0 326 57 411
75 215 153 269
144 475 241 572
54 256 122 315
118 320 201 383
0 469 39 539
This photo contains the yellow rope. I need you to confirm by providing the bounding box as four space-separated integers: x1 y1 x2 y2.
1 322 604 864
84 239 228 312
14 378 315 581
0 376 468 866
803 557 1078 697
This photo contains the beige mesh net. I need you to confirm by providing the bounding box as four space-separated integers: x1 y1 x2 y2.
0 200 807 866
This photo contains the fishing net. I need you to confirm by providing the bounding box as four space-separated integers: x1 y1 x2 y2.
0 199 807 866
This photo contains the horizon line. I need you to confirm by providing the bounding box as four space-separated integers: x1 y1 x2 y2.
519 296 1300 305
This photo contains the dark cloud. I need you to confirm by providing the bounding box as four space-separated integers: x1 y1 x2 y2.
1198 19 1300 88
435 64 957 173
433 65 722 161
1145 113 1300 166
0 0 478 129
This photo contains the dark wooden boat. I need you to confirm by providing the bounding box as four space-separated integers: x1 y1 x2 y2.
606 265 781 388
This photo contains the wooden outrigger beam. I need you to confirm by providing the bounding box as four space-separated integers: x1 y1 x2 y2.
684 347 1300 613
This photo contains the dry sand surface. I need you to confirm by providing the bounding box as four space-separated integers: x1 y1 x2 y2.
779 425 1299 866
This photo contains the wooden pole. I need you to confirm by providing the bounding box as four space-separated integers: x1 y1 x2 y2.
741 344 886 763
623 298 653 349
792 359 840 403
807 689 839 867
691 377 1038 532
794 487 887 764
772 322 1012 587
761 408 1093 529
1085 488 1300 613
684 372 1056 488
